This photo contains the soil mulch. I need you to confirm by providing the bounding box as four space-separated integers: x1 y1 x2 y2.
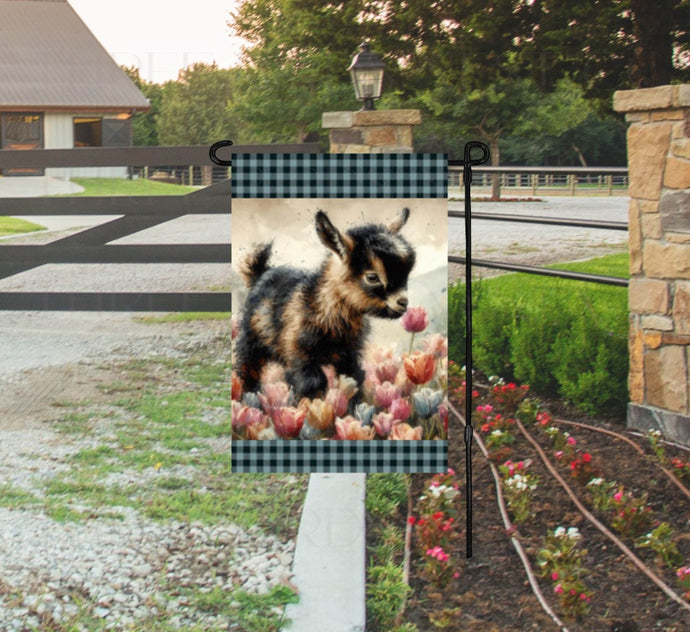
387 395 690 631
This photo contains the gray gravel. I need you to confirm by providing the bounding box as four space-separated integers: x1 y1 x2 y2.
0 214 301 630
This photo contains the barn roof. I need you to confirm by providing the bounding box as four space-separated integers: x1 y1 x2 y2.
0 0 150 111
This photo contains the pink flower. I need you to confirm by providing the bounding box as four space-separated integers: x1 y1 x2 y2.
422 333 448 358
555 450 564 460
374 358 400 384
335 416 375 440
232 403 265 429
270 406 305 439
447 467 456 476
403 352 436 385
326 388 350 417
389 397 412 421
401 306 429 333
554 584 564 595
373 381 401 409
567 436 577 446
551 572 559 581
389 423 423 440
613 491 624 502
258 381 292 411
373 412 396 437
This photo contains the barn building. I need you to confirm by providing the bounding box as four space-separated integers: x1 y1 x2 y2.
0 0 150 178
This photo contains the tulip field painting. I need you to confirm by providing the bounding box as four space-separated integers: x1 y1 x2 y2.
230 153 448 472
232 199 448 439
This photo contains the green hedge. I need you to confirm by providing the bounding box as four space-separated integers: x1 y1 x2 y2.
448 253 629 418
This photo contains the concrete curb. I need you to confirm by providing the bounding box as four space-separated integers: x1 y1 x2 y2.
285 473 366 632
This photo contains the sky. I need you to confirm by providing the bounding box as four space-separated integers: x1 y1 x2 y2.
68 0 244 84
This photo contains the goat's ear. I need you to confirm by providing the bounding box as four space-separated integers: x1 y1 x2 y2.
315 210 353 260
388 207 410 233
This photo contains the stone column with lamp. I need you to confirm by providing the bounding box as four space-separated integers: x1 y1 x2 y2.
323 42 421 153
613 84 690 445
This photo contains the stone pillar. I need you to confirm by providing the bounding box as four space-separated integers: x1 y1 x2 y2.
322 109 421 153
614 85 690 444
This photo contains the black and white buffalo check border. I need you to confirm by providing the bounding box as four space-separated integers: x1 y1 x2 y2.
231 440 448 473
231 153 447 198
231 152 448 472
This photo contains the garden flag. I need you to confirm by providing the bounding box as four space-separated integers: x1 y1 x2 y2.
230 153 449 473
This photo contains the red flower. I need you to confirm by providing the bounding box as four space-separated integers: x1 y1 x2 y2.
582 453 592 463
403 352 436 385
271 406 306 438
407 516 416 525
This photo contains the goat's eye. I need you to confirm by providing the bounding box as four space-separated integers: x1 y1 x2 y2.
364 272 381 284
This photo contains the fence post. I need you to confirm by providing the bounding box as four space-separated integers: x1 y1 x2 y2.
568 174 576 195
531 173 538 196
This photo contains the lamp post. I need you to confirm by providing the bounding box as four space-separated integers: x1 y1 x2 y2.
348 42 385 111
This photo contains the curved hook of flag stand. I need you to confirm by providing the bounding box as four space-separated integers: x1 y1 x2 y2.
209 139 234 166
211 139 490 557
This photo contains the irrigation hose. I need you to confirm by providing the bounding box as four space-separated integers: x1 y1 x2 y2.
516 418 690 615
553 418 690 502
449 401 570 631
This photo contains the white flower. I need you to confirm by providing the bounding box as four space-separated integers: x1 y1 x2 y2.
587 477 604 487
490 429 504 437
554 526 566 538
567 527 581 540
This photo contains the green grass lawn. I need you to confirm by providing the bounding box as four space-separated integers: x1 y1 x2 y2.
0 216 46 237
62 177 198 197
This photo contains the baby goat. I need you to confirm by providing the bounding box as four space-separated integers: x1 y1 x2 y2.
234 208 416 399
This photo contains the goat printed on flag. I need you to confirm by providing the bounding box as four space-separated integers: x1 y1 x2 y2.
231 153 448 473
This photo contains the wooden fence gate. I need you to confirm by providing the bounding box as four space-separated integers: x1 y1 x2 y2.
0 143 320 312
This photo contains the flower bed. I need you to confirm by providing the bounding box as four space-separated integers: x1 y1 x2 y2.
366 370 690 631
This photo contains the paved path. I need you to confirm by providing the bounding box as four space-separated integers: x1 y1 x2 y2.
285 474 366 632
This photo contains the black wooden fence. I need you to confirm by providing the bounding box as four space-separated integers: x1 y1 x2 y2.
0 143 321 312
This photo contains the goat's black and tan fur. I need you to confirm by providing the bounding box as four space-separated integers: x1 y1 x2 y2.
235 208 416 398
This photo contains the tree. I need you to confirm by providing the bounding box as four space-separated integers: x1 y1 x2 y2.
157 63 240 146
229 0 369 142
121 66 162 146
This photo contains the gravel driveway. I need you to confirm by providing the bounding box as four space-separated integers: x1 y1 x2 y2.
0 196 628 630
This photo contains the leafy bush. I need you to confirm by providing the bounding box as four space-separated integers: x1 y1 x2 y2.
448 253 628 417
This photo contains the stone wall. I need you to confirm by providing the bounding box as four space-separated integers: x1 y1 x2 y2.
613 84 690 444
322 110 421 153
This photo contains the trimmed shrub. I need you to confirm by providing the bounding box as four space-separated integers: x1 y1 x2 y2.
448 254 628 418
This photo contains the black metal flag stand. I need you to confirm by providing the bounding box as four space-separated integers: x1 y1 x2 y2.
454 142 490 558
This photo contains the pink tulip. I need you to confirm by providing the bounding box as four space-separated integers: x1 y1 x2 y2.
258 381 292 411
389 397 412 421
232 403 264 429
390 423 423 440
326 388 349 417
373 412 396 437
270 406 305 438
401 306 429 333
335 416 375 440
373 381 401 409
422 333 448 358
375 358 401 384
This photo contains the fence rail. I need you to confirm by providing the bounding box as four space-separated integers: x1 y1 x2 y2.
448 165 629 196
0 143 320 311
0 150 629 312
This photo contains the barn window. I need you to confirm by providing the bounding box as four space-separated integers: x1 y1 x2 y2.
73 117 131 148
74 117 102 147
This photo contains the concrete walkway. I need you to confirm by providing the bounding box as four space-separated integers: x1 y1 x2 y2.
285 473 367 632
